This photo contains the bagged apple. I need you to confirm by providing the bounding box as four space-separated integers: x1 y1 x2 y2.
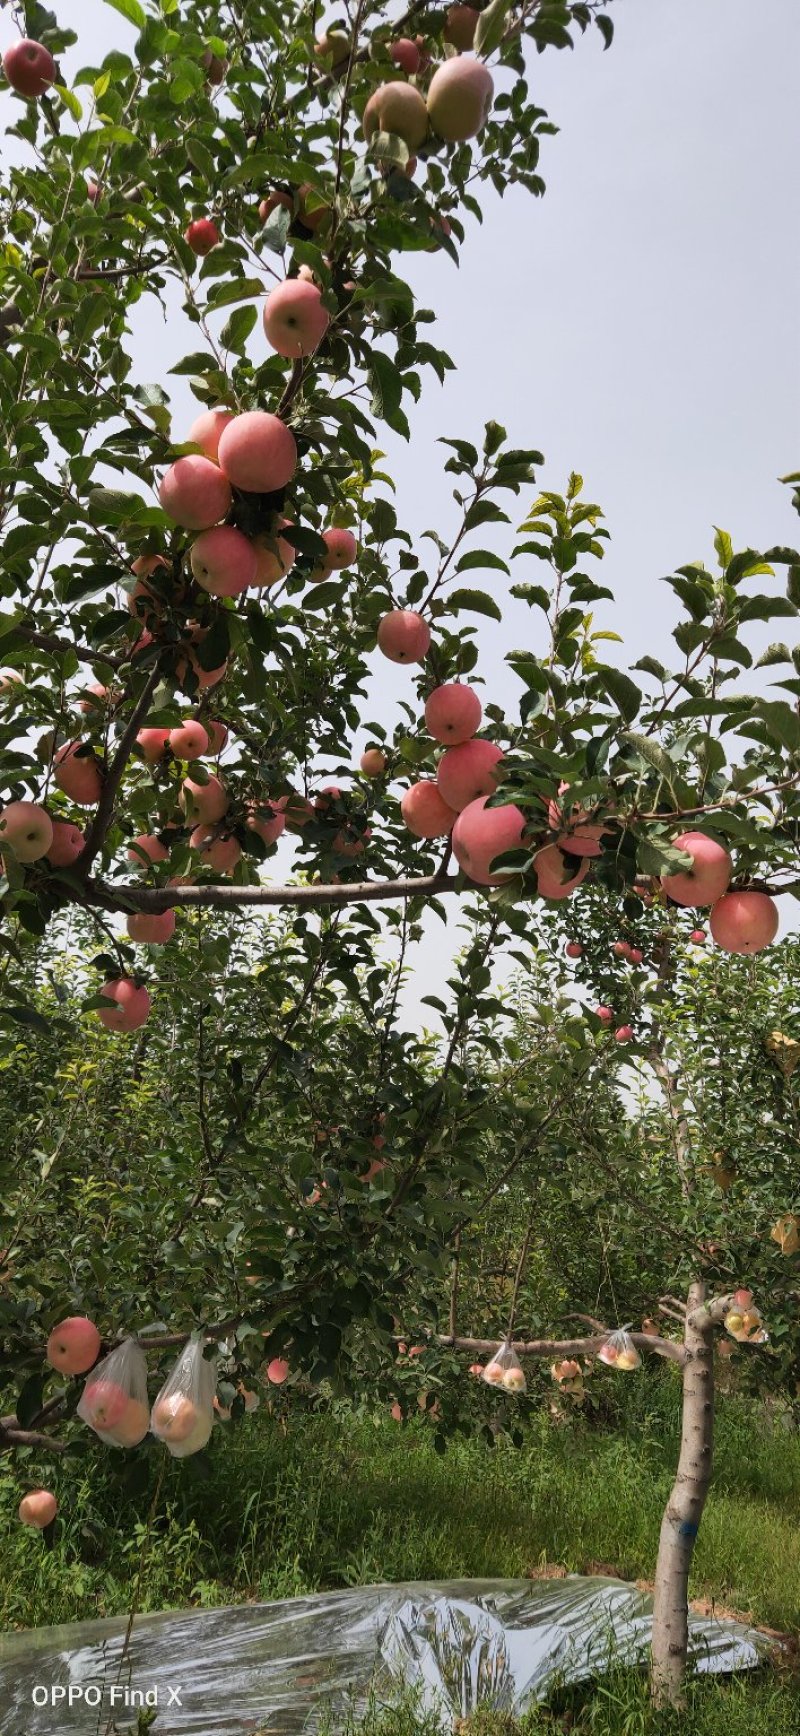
481 1340 526 1394
77 1339 150 1447
598 1325 641 1371
150 1336 216 1457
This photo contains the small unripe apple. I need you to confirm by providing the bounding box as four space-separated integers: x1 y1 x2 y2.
19 1489 58 1527
47 1316 101 1375
360 747 386 777
185 217 220 256
3 39 56 99
0 800 53 862
377 609 431 665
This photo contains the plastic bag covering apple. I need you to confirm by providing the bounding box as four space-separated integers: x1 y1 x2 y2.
481 1340 526 1393
597 1325 641 1371
150 1335 217 1457
76 1339 149 1447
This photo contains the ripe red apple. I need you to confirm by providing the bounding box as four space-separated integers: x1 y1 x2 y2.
276 791 315 829
3 39 55 99
426 56 493 142
615 1025 634 1044
191 827 242 872
533 844 589 901
204 719 228 755
444 5 479 48
190 526 257 597
425 683 482 745
469 1363 484 1377
401 780 458 839
248 805 286 847
628 947 644 966
152 1393 199 1442
169 720 209 760
660 831 732 908
159 455 232 531
188 408 235 462
83 1379 127 1430
266 1357 289 1385
79 681 110 715
259 189 292 224
482 1361 505 1386
690 928 706 944
46 1316 101 1375
377 609 431 664
390 38 421 73
565 941 582 958
733 1287 753 1310
217 411 298 494
106 1396 150 1447
360 747 386 777
320 526 357 570
54 742 103 806
263 279 330 358
127 833 169 867
251 520 294 587
185 217 220 256
709 889 779 955
97 979 151 1033
127 911 176 944
128 554 171 620
181 775 228 824
436 739 503 811
596 1005 614 1023
363 82 428 150
452 795 526 885
136 727 171 764
18 1489 57 1527
0 801 53 862
613 941 631 959
46 819 85 867
176 642 228 692
86 178 103 205
547 784 609 858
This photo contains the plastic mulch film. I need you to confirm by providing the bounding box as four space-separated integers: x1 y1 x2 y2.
0 1576 775 1735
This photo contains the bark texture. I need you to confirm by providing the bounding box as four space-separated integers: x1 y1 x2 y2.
650 1278 715 1707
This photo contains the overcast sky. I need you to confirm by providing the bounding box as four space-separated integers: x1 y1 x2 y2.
25 0 800 1017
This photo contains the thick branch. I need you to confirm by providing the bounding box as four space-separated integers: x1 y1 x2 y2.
435 1329 686 1367
84 870 462 913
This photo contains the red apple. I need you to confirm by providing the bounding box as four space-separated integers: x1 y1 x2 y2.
3 39 55 99
363 83 428 150
660 831 732 908
217 411 297 494
82 1379 127 1430
203 719 228 755
319 526 357 571
266 1357 289 1385
191 526 257 597
426 56 493 142
690 928 706 945
185 217 220 256
401 780 458 839
613 941 632 959
565 941 582 958
248 804 286 847
596 1005 614 1023
709 890 779 955
188 408 235 462
159 456 232 531
191 827 242 872
169 720 209 760
444 6 479 49
96 979 151 1033
390 38 421 73
251 520 294 587
0 800 53 862
127 833 169 867
263 278 330 358
137 727 171 764
152 1393 199 1442
127 911 176 944
425 683 482 745
46 1316 101 1375
452 795 526 885
360 748 386 777
436 739 502 812
181 775 228 824
18 1489 57 1527
533 845 589 901
615 1025 634 1043
54 743 103 806
46 819 85 867
376 609 431 664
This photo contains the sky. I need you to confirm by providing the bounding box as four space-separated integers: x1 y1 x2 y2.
15 0 800 1021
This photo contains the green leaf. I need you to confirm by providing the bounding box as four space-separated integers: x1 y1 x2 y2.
205 278 265 314
595 665 641 723
713 526 734 569
54 83 83 120
475 0 513 56
637 838 694 877
103 0 145 24
219 305 258 354
455 549 509 576
446 588 502 622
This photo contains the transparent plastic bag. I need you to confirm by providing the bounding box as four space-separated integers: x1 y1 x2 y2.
150 1336 216 1457
724 1301 767 1344
597 1325 641 1371
482 1341 526 1394
77 1338 149 1448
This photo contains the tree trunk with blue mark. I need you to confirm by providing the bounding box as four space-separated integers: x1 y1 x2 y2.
650 1278 714 1708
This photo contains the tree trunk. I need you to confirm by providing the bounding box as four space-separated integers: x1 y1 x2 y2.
650 1278 714 1708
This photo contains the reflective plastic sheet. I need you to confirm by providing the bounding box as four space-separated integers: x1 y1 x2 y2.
0 1576 772 1734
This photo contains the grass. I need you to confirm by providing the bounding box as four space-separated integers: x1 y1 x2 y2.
0 1390 798 1733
